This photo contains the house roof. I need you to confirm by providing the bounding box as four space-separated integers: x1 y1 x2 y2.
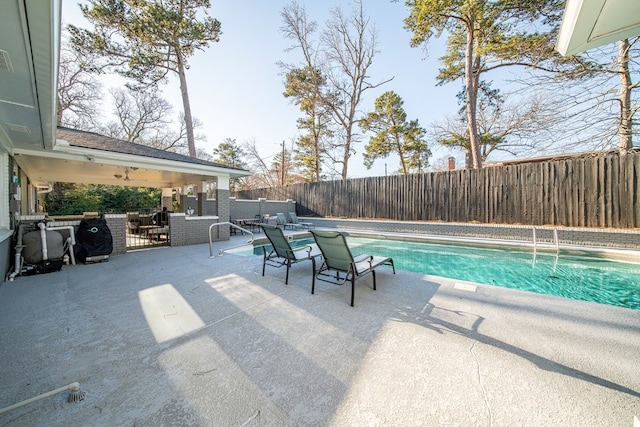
484 148 639 168
12 127 251 188
557 0 640 55
57 127 236 169
0 3 251 191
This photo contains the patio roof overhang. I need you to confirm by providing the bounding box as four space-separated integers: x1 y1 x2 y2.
556 0 640 56
0 1 251 191
12 143 251 189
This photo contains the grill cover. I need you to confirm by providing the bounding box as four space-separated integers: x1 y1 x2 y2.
75 218 113 262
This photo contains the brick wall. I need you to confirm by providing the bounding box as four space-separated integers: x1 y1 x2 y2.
105 214 127 254
19 214 127 256
169 213 227 246
229 198 297 220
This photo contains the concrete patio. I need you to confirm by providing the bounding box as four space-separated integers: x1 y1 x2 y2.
0 234 638 426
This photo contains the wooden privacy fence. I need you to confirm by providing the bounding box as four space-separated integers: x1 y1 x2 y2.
234 153 640 228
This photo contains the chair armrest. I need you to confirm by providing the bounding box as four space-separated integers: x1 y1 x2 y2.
353 254 373 263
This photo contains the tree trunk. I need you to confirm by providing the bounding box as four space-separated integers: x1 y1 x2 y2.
176 50 196 158
341 124 352 180
465 26 483 169
618 39 633 154
397 135 408 174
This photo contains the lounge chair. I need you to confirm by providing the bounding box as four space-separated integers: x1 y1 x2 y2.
289 212 315 229
309 230 395 307
260 224 321 284
276 212 300 230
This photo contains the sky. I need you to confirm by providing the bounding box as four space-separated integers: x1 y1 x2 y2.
60 0 475 178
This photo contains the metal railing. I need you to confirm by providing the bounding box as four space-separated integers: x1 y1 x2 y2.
532 226 560 252
208 222 254 258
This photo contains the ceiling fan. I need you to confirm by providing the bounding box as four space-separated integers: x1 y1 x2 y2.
113 167 131 181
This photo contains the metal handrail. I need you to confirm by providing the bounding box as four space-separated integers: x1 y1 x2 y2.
209 222 254 258
533 226 560 253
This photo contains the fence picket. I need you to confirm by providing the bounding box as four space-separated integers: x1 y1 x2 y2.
234 153 640 228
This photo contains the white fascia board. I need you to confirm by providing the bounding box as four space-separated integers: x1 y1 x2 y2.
556 0 604 56
15 144 252 178
557 0 640 56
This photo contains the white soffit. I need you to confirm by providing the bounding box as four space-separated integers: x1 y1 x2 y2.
557 0 640 56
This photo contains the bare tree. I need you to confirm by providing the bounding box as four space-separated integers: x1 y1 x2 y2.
104 88 206 156
242 140 280 189
512 39 639 154
617 38 639 154
68 0 221 158
56 34 103 128
280 4 331 182
106 88 173 143
321 1 392 179
280 1 391 180
432 85 559 166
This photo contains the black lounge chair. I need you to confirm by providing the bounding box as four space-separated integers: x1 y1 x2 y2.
309 230 395 307
259 224 321 284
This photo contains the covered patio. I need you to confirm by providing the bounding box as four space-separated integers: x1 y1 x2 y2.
0 234 638 425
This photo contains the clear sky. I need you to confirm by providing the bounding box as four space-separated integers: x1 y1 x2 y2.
62 0 467 178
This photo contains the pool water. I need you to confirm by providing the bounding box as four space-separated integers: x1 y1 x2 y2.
238 236 640 310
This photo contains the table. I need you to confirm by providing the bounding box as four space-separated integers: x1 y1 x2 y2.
139 225 169 240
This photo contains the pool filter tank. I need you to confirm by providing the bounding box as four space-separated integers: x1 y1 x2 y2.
21 229 65 275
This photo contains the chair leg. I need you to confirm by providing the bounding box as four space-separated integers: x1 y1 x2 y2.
262 251 267 277
350 276 355 307
285 260 291 284
311 257 316 294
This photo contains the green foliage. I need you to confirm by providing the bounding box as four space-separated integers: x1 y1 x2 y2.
69 0 222 88
404 0 574 168
213 138 248 191
213 138 248 170
280 1 390 179
359 91 431 174
68 0 222 157
284 66 333 181
43 184 161 215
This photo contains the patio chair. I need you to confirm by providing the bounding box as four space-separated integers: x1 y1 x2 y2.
260 224 321 285
289 212 315 229
276 212 301 230
309 230 395 307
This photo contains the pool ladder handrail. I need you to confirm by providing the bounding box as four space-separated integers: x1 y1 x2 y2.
532 226 560 253
209 222 254 258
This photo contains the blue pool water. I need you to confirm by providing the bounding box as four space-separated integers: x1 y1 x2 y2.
238 236 640 309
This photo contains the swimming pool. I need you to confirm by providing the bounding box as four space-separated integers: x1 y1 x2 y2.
232 235 640 310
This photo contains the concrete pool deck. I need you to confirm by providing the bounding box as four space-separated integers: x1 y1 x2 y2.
0 233 639 426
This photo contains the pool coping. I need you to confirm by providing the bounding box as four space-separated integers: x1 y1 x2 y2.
302 217 640 250
249 227 640 264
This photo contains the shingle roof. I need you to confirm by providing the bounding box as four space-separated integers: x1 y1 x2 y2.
56 126 248 172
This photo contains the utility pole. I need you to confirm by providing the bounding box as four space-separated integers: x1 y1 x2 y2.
281 140 285 186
